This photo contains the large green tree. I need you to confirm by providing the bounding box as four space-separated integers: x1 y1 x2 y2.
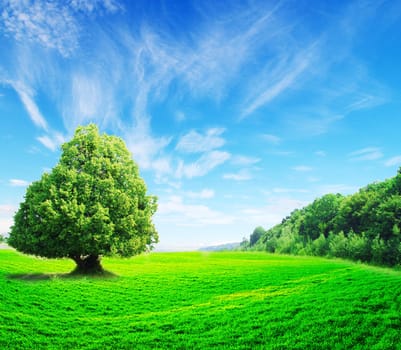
9 124 158 273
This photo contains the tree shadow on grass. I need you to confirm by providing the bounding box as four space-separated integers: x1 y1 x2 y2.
7 270 118 281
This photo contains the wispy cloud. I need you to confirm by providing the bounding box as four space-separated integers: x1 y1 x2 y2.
68 74 112 128
286 115 344 137
125 124 171 174
1 0 123 57
345 93 388 113
237 0 390 134
186 189 215 199
70 0 123 14
348 147 383 161
11 81 48 130
242 44 318 118
37 132 65 152
176 3 283 100
176 151 230 179
223 169 252 181
9 179 29 187
1 1 79 57
176 128 226 153
385 155 401 167
0 0 127 153
157 196 234 226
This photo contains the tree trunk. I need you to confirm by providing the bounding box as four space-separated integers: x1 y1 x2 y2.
70 254 103 274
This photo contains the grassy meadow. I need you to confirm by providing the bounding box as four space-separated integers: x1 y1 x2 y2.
1 249 401 349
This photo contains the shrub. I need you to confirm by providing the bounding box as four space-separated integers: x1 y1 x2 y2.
328 231 348 258
347 232 370 262
308 234 329 256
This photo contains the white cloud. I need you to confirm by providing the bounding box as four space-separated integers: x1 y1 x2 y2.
1 0 80 57
157 196 234 226
125 124 171 175
384 156 401 167
223 169 252 181
9 179 29 187
292 165 313 172
348 147 383 161
176 128 226 153
176 151 230 179
186 189 215 199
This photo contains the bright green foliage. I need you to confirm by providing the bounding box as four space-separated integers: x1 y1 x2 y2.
299 193 343 239
308 233 329 256
1 250 401 349
249 226 265 246
249 168 401 266
9 124 158 272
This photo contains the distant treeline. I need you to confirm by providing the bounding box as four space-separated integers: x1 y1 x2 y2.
241 168 401 267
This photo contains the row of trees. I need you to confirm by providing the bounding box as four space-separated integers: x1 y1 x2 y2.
242 168 401 267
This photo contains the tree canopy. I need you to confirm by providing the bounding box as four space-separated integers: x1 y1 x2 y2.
9 124 158 273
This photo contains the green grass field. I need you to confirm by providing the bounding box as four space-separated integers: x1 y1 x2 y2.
1 250 401 349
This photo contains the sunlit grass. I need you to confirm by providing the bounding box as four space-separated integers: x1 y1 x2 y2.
1 250 401 349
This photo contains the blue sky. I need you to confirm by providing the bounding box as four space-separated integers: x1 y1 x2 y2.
1 0 401 251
